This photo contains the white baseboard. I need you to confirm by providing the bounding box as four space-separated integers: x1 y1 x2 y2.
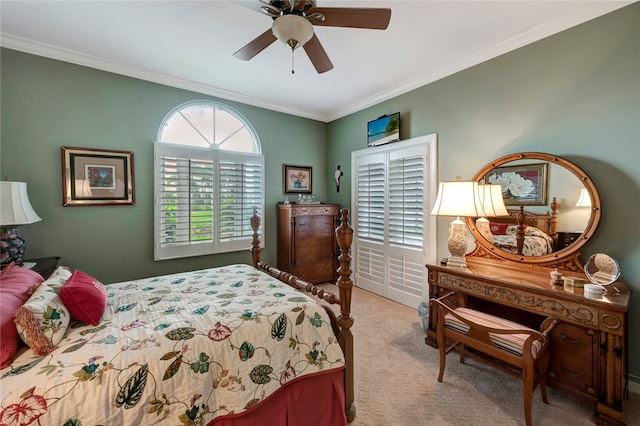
629 376 640 395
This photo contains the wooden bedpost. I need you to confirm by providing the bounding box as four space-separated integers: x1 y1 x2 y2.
335 208 356 422
250 207 261 266
516 206 526 255
548 196 559 244
248 207 356 422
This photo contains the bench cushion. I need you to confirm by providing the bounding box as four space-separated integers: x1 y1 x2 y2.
444 307 542 357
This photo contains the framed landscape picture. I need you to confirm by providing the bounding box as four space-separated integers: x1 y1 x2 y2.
283 164 312 194
485 162 548 206
61 146 135 206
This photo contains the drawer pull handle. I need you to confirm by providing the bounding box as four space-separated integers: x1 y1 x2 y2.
562 369 582 378
561 333 581 345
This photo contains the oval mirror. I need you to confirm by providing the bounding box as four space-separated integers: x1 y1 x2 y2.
585 253 621 285
466 152 601 270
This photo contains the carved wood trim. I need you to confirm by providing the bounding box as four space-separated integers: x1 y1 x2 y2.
466 152 601 270
289 205 338 216
437 273 597 327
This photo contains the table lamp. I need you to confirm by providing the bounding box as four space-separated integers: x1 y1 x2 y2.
476 184 509 243
430 180 485 268
0 181 42 265
575 187 591 207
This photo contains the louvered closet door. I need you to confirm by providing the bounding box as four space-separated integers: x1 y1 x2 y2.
351 135 437 308
354 152 386 296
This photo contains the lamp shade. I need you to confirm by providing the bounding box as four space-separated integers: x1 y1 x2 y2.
575 188 591 207
0 182 41 226
431 181 486 217
479 184 508 217
272 15 314 48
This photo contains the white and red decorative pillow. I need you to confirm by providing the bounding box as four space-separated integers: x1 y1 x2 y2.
490 222 527 235
59 270 107 326
489 222 511 235
14 283 70 356
0 263 44 368
41 266 72 292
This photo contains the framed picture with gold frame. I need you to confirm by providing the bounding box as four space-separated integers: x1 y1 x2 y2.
283 164 312 194
61 146 135 206
484 162 548 206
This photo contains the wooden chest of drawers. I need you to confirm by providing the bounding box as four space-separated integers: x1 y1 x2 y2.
277 203 339 284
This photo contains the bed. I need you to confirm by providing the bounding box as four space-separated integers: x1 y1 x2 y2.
0 209 355 426
488 198 558 256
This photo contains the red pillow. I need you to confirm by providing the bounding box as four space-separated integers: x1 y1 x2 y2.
0 263 45 369
489 222 528 235
489 222 510 235
59 270 107 326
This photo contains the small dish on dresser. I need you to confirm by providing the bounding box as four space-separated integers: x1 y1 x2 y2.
583 283 605 295
562 276 587 288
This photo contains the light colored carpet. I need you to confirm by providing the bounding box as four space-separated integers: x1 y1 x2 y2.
319 284 639 426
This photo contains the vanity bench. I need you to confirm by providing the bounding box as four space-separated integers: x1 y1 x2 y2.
425 257 629 426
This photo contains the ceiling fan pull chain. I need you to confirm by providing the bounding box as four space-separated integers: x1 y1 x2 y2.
291 48 295 74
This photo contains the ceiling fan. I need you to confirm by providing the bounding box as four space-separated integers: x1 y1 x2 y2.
231 0 391 74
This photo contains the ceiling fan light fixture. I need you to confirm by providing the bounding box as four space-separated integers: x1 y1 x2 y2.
272 14 314 49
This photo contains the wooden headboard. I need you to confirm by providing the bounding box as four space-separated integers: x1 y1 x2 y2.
500 207 555 235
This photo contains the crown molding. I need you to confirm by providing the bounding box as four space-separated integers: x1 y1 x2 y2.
0 34 326 122
1 1 632 123
327 1 633 121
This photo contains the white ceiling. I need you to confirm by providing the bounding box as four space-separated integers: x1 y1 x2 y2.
0 1 633 122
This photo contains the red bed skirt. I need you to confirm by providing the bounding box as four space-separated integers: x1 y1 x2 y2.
209 368 347 426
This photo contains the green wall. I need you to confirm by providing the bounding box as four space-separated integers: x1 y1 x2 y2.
1 3 638 385
326 4 640 385
0 49 328 282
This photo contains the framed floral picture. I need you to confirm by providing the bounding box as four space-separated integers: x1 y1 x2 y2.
283 164 312 194
484 162 548 206
61 146 135 206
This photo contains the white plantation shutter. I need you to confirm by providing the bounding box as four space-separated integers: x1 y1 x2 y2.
351 135 437 308
357 158 386 241
154 144 264 260
388 146 428 304
159 154 215 246
218 152 264 252
355 153 386 296
389 152 425 248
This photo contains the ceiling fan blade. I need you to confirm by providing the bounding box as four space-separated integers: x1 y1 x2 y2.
303 34 333 74
233 28 277 61
307 7 391 30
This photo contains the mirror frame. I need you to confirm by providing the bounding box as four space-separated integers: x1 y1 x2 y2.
466 152 601 272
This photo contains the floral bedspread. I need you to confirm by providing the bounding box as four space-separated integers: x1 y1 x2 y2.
492 225 555 256
0 264 344 425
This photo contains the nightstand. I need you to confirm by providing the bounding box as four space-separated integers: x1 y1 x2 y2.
555 232 582 250
21 257 61 279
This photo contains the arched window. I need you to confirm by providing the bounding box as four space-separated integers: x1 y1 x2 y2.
154 101 264 260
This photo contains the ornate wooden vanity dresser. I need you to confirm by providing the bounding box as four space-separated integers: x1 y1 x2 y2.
425 153 630 426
